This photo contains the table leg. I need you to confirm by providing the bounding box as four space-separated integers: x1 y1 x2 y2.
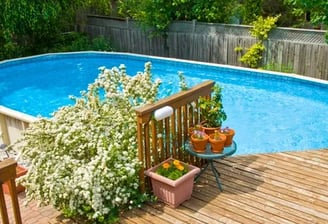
195 162 209 182
194 161 223 191
210 161 223 191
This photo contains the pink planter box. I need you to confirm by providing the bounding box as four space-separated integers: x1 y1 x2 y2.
145 158 200 208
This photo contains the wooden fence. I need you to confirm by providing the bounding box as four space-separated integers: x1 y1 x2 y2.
135 80 214 190
82 16 328 80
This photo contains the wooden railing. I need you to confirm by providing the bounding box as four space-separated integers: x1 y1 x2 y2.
135 80 215 191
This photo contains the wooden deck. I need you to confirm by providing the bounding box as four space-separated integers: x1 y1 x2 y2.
120 149 328 224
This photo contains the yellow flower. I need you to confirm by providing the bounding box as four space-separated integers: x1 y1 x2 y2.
176 164 185 171
173 160 180 166
162 162 170 169
155 159 189 180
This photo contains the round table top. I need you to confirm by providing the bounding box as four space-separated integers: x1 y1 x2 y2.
185 140 237 160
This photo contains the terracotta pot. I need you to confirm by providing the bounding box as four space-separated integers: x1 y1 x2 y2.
144 158 200 208
2 165 28 194
190 133 209 153
188 125 204 137
209 133 226 153
203 126 220 135
221 128 235 146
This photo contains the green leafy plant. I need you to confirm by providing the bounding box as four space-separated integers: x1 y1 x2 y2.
50 33 113 52
178 72 227 128
155 159 188 180
239 15 280 68
12 62 161 223
249 15 280 40
199 84 227 127
240 42 265 68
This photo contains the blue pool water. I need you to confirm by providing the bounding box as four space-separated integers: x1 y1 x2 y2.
1 52 328 155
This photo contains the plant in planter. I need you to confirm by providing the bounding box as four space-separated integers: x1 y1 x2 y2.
220 127 235 146
199 84 227 135
145 158 200 208
209 130 226 153
190 125 209 152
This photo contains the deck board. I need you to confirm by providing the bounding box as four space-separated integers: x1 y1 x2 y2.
120 149 328 224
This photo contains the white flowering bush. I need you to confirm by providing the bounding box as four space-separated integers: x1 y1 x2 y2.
13 62 161 223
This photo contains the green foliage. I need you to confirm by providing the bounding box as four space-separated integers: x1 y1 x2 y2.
118 0 173 35
284 0 328 25
240 42 265 68
50 33 113 52
262 62 294 73
191 0 238 23
250 15 280 40
12 62 161 223
178 71 189 91
284 0 328 43
239 0 263 24
239 15 279 68
0 0 112 60
117 0 238 36
199 85 227 127
234 46 244 53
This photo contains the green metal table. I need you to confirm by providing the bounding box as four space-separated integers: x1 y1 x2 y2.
184 140 237 191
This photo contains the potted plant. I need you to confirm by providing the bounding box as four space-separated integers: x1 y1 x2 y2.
190 125 209 152
220 127 235 146
209 130 226 153
199 84 227 135
145 158 200 208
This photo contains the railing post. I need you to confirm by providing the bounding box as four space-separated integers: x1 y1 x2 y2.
0 158 22 224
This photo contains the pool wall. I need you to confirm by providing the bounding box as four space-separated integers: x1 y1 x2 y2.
0 106 36 146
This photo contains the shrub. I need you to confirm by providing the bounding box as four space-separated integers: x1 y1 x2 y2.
240 42 265 68
13 62 161 223
239 15 280 68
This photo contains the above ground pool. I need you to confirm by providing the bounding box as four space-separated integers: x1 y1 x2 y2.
1 52 328 155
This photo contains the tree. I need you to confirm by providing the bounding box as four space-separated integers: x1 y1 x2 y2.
0 0 111 60
284 0 328 26
239 0 264 24
117 0 239 35
284 0 328 43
